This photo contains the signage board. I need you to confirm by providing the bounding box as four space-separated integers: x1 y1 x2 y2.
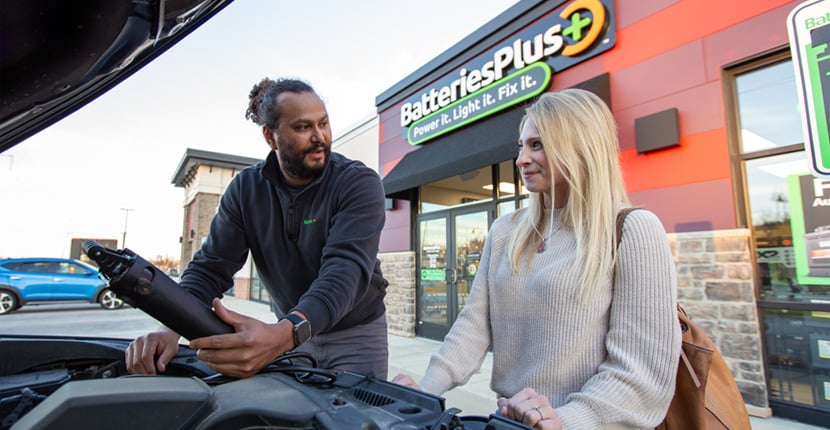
788 0 830 177
401 0 616 145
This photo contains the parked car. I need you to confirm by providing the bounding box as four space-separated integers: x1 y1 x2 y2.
0 257 123 313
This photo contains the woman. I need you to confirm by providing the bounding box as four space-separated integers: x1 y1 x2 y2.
393 89 681 429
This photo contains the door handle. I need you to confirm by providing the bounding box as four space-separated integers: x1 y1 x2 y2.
445 269 456 284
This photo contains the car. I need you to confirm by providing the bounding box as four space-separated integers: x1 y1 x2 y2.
0 1 528 428
0 257 123 313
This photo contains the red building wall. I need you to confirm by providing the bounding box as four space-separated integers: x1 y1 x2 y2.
378 0 799 250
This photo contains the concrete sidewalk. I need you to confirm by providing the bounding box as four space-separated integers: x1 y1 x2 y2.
222 296 826 429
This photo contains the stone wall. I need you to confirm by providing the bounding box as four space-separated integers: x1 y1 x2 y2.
379 251 417 337
668 228 768 411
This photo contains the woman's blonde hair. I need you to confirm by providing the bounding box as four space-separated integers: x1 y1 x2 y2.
507 88 629 300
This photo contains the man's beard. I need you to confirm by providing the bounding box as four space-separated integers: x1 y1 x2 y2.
279 144 330 180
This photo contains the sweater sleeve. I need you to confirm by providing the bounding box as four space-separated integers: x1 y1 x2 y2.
419 222 500 395
555 210 682 429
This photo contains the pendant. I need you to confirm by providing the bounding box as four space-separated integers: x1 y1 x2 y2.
537 241 546 253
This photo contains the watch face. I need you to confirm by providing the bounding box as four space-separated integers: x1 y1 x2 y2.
294 320 312 345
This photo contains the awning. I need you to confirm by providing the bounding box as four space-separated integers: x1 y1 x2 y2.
382 105 525 198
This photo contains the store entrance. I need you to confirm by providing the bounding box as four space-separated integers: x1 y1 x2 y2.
416 204 492 340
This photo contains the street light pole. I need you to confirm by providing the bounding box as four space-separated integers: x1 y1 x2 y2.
120 208 134 248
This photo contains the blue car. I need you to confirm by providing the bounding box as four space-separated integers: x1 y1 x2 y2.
0 258 123 314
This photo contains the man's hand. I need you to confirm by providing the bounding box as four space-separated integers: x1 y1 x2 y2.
125 326 182 375
497 387 562 430
188 298 294 378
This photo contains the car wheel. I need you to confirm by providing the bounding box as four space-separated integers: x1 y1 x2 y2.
99 289 124 310
0 289 18 314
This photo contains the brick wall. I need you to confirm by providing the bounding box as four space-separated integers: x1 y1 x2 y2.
180 193 220 269
668 228 768 410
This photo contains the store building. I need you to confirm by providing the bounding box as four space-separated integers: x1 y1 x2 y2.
374 0 830 425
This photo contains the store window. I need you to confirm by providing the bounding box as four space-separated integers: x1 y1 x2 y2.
496 159 525 216
731 53 830 303
420 165 494 213
727 50 830 422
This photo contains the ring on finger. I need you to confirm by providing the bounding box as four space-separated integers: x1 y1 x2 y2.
535 407 543 421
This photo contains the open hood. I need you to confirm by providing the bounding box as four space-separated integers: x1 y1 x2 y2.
0 0 234 152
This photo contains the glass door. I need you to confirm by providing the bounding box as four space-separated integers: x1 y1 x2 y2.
417 216 449 339
416 205 491 340
454 209 488 315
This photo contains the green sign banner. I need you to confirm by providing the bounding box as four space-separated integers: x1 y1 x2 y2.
407 63 551 146
420 269 445 281
788 0 830 178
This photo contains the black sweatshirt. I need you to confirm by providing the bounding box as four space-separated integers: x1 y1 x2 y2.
181 151 388 335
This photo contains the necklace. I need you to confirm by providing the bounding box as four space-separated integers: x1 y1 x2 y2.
536 221 560 253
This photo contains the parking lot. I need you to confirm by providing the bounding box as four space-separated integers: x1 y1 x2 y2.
0 302 161 340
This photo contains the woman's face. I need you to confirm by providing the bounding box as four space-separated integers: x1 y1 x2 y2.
517 118 568 208
517 118 552 193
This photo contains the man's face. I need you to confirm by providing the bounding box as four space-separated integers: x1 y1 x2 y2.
265 91 332 185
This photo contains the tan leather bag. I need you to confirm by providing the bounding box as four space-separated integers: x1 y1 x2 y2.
616 209 751 429
655 306 752 429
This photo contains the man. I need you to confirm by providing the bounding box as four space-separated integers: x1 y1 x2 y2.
126 78 389 379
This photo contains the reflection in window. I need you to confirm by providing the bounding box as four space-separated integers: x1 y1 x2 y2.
419 218 447 324
454 211 487 313
735 58 829 303
747 153 813 301
736 60 804 152
745 151 830 304
420 166 493 214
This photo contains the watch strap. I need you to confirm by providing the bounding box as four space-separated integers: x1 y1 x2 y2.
284 313 304 326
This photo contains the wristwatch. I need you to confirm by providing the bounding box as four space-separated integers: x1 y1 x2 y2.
284 313 312 347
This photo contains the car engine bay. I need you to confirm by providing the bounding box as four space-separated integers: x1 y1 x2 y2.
0 336 528 429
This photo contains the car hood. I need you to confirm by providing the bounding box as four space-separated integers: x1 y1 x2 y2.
0 0 234 153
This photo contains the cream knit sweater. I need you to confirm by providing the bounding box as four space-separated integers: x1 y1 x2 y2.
419 208 682 429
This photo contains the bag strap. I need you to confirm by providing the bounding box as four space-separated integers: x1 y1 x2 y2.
615 207 641 249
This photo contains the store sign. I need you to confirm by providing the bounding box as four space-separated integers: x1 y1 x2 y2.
400 0 616 145
408 63 550 145
788 0 830 178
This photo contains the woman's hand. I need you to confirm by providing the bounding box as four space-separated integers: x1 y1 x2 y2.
497 387 562 430
391 373 422 391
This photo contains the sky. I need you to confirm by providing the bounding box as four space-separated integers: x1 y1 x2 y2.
0 0 518 260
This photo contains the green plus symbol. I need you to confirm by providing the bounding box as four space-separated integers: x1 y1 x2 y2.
563 12 592 41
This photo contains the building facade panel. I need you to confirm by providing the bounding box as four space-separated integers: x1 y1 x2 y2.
628 178 736 233
373 0 830 425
